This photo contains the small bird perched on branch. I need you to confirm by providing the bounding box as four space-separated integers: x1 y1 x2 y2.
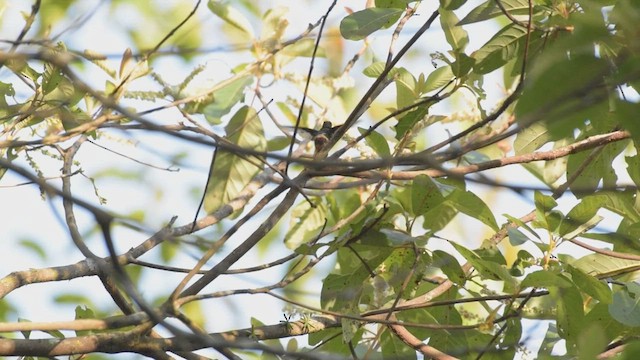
286 121 342 155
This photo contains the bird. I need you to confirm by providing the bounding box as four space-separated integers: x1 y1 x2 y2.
285 121 341 154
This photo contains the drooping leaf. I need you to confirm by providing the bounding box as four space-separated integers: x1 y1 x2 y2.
204 106 266 213
433 250 466 285
566 139 628 198
202 75 254 123
473 24 532 74
533 191 558 231
577 323 607 360
553 285 585 354
450 242 516 286
285 200 327 250
439 7 468 51
513 121 555 155
340 8 403 41
359 127 390 157
208 0 255 38
521 269 573 289
380 328 417 359
446 189 498 231
458 0 534 25
395 106 428 140
609 282 640 327
411 175 445 216
422 65 454 93
565 264 612 304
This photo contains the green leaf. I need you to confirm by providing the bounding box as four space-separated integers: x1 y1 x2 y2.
381 328 417 359
570 253 640 281
422 65 454 93
609 282 640 327
450 52 475 77
621 341 640 359
513 121 555 155
411 175 445 216
502 318 522 357
439 0 466 11
473 24 531 74
521 269 573 289
433 250 466 285
281 38 326 58
439 8 468 51
267 136 290 151
340 8 403 41
566 264 612 304
446 189 498 231
626 154 640 188
362 62 402 78
558 196 606 238
18 239 47 260
395 68 417 109
515 53 610 136
598 191 640 223
458 0 533 25
202 75 253 123
75 306 96 337
503 214 540 240
584 302 626 343
285 200 327 250
394 106 428 140
208 0 255 37
614 100 640 139
321 273 365 310
506 228 528 246
450 242 515 286
358 127 390 157
534 191 558 230
375 0 412 9
566 140 627 198
510 250 535 277
422 201 458 232
537 323 563 357
204 106 266 213
577 324 607 360
553 286 585 353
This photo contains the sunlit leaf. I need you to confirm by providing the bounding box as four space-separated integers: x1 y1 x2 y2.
473 24 532 74
340 8 403 40
439 7 468 51
359 127 390 157
566 264 612 304
202 75 254 123
285 200 327 249
422 65 454 93
458 0 533 25
204 106 266 213
571 254 640 280
446 189 498 231
566 140 627 198
208 0 255 38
